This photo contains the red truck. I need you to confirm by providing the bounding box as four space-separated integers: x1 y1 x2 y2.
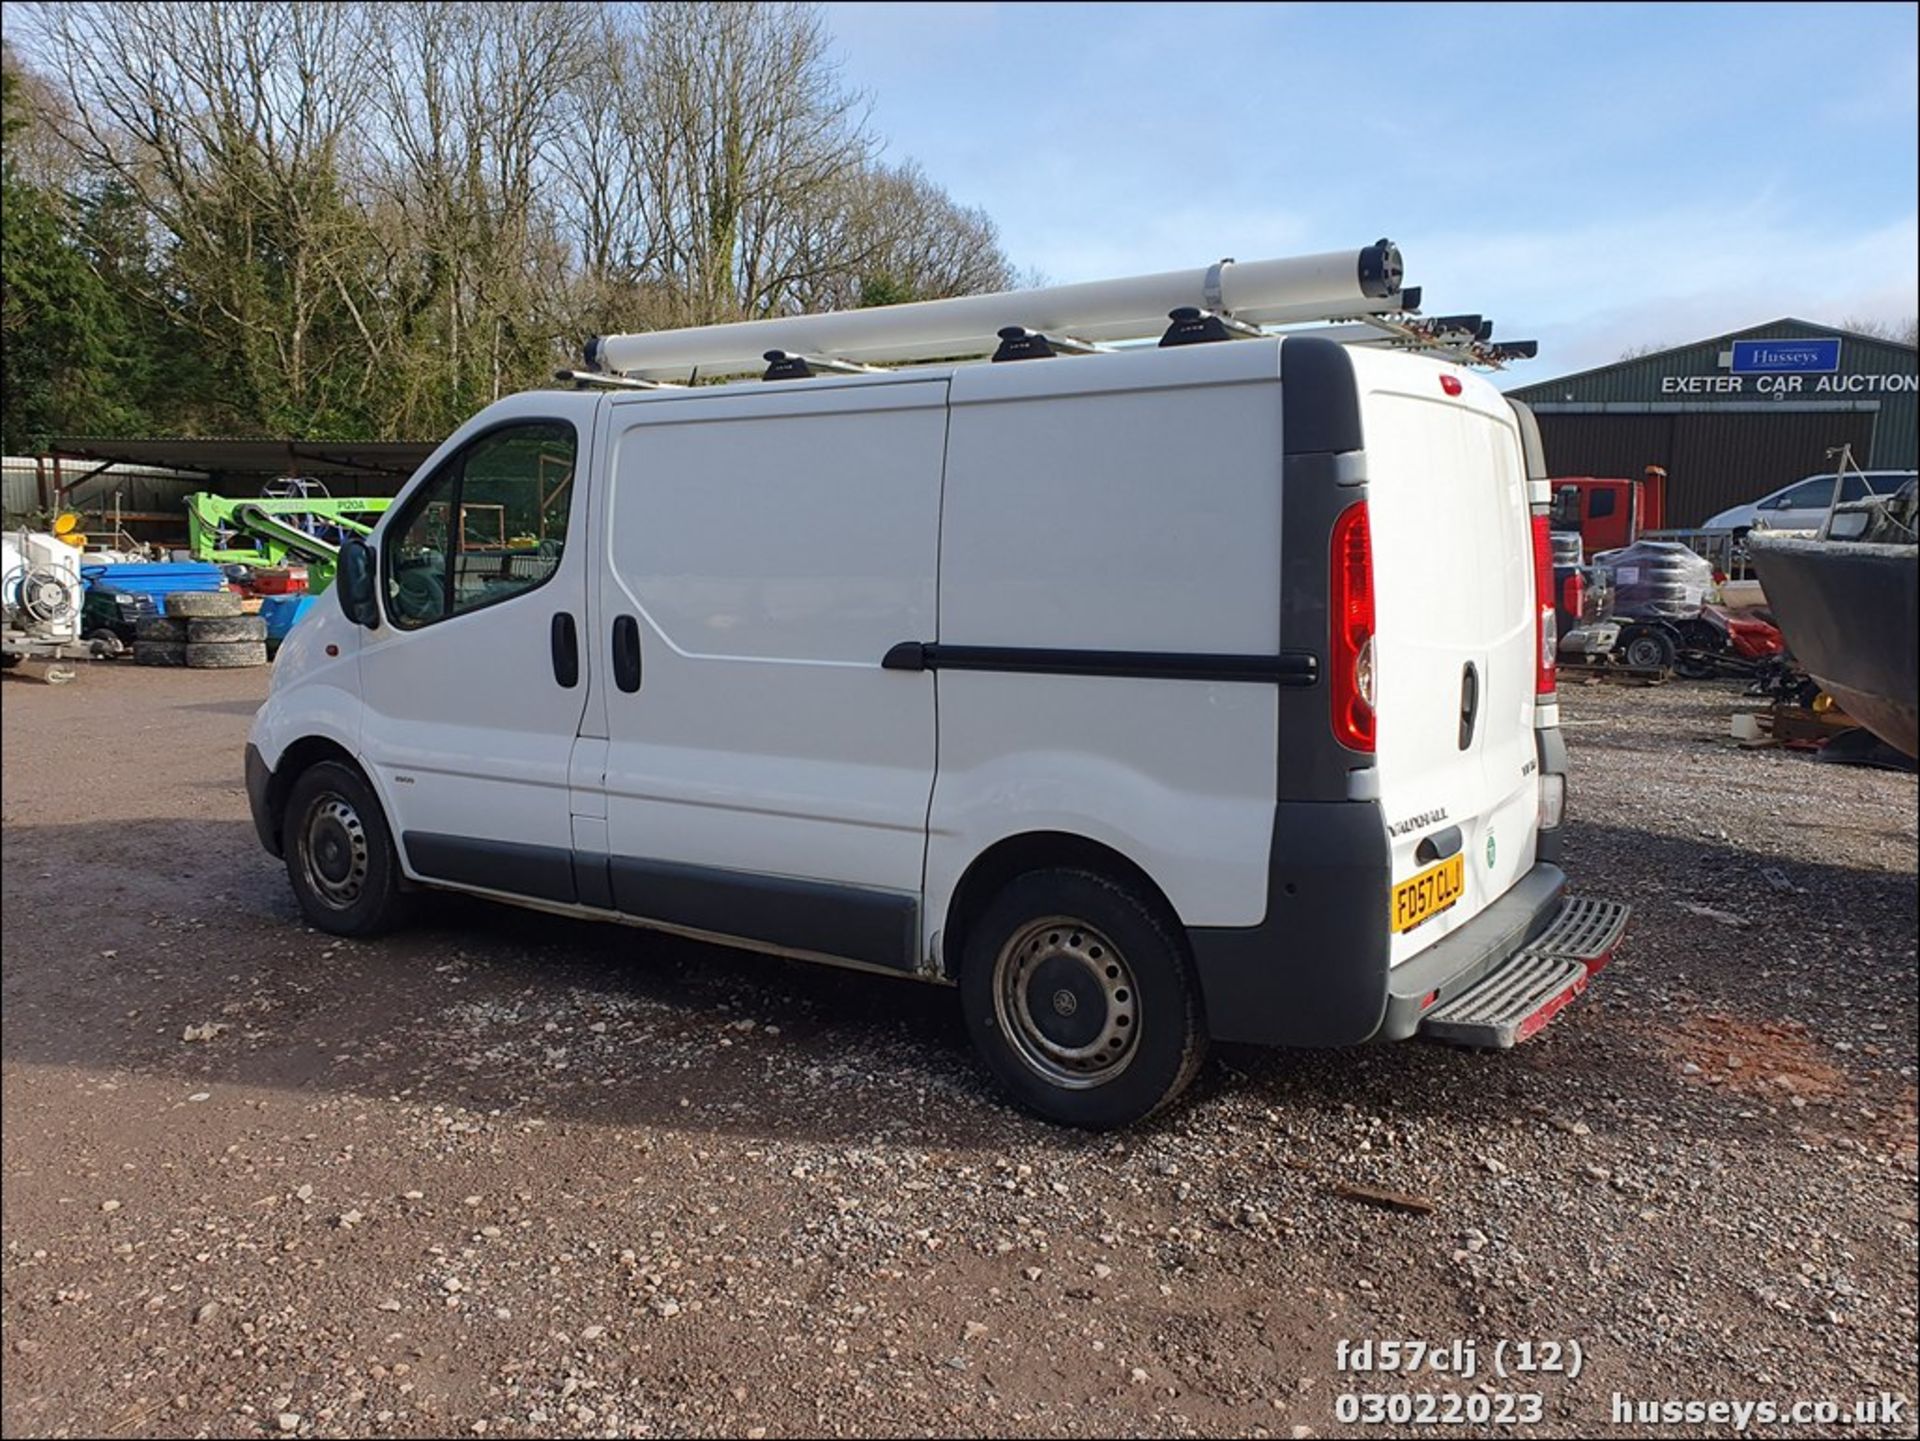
1550 468 1667 557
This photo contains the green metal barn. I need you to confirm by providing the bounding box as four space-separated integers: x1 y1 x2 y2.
1508 319 1917 527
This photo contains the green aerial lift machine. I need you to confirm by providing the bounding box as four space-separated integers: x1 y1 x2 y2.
183 485 392 589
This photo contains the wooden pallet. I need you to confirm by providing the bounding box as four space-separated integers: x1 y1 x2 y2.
1734 701 1856 748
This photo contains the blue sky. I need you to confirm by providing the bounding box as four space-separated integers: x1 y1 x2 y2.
825 1 1919 384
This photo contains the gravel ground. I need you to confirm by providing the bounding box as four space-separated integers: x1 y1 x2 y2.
3 663 1915 1439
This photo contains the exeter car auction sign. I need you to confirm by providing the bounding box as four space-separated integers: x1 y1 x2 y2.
1657 335 1920 395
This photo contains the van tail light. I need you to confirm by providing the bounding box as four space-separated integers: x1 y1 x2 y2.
1330 501 1375 752
1531 514 1556 697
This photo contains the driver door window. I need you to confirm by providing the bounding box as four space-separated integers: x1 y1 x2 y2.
385 422 576 627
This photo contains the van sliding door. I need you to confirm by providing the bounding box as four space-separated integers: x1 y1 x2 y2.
591 381 946 971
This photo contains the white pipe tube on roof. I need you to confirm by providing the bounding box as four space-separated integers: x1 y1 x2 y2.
588 241 1406 381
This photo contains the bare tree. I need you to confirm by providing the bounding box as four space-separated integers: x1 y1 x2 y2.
0 42 72 190
624 1 874 322
366 0 598 419
1840 315 1920 348
18 0 1020 436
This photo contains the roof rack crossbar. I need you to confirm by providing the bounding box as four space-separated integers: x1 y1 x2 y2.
761 350 881 381
990 326 1109 362
1159 306 1263 347
555 369 683 391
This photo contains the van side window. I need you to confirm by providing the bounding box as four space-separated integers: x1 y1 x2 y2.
1838 475 1870 502
1587 488 1616 519
384 421 576 628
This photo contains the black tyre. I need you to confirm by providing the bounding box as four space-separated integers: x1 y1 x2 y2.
1620 626 1676 673
134 640 187 667
283 760 409 937
184 640 268 668
958 868 1207 1129
186 615 267 643
136 616 188 643
164 590 244 618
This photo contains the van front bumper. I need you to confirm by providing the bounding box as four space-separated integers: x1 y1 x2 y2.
245 743 282 857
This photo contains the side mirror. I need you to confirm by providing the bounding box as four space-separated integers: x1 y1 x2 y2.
337 537 380 629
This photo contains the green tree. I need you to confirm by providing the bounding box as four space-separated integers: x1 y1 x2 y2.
0 60 133 450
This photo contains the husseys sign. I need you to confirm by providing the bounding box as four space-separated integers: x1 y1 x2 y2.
1659 336 1918 396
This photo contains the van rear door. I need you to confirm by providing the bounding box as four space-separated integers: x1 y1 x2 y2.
1349 352 1540 966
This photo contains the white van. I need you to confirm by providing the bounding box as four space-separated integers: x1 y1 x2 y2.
245 318 1628 1127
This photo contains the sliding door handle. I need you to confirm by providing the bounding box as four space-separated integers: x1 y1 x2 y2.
550 612 579 688
612 614 642 693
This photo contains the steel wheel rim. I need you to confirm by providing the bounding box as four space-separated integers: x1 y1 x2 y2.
1626 637 1665 668
300 794 369 908
992 915 1140 1089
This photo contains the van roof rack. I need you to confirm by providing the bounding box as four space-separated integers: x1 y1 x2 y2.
1282 316 1539 369
583 241 1532 382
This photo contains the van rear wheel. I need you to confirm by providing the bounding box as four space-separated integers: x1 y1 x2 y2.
284 761 409 937
959 869 1207 1129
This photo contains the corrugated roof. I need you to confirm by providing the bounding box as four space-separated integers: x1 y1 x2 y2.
50 437 442 478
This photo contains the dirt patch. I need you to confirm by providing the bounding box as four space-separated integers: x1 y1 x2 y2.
1663 1013 1849 1100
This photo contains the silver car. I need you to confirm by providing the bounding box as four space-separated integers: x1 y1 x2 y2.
1705 470 1918 534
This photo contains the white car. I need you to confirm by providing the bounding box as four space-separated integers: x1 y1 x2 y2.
243 261 1628 1127
1705 470 1917 534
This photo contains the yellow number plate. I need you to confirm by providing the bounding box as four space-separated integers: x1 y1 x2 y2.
1392 854 1465 934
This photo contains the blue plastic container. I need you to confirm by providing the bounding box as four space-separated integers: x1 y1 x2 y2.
80 561 226 616
261 593 320 649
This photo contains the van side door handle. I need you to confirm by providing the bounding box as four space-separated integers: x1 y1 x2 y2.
1459 661 1479 750
550 612 579 688
612 614 642 693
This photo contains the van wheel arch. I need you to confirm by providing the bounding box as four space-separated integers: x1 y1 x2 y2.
942 832 1185 980
267 737 371 853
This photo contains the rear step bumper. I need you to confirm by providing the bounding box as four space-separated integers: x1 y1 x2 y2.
1418 897 1631 1048
1377 861 1626 1041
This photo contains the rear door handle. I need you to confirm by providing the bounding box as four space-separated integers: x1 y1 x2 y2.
612 614 642 693
1459 661 1480 750
550 612 579 688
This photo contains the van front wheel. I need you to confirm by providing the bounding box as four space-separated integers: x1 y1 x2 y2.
283 760 408 937
959 869 1207 1129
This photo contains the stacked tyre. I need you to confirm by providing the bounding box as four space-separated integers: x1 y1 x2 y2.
134 592 268 668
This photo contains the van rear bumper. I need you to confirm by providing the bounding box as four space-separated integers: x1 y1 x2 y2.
1378 862 1566 1040
1186 795 1568 1048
